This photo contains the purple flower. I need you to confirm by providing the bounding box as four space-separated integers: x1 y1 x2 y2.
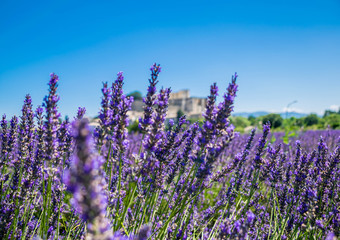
67 119 113 239
0 115 8 169
200 83 218 146
139 63 161 133
326 232 336 240
96 82 112 150
253 122 271 169
76 107 86 119
43 73 61 167
246 210 256 224
215 73 238 132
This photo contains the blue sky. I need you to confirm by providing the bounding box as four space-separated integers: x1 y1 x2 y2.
1 0 340 118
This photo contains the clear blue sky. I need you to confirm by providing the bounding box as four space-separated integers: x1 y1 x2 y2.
1 0 340 118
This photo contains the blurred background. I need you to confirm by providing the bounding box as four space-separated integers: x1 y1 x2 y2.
0 0 339 131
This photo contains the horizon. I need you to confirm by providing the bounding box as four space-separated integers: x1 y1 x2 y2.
126 89 338 116
1 0 339 118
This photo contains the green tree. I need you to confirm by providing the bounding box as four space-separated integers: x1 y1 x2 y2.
304 114 319 126
177 109 185 121
262 113 283 129
323 110 335 118
324 113 340 129
232 116 250 128
229 116 250 133
127 91 143 101
294 118 304 127
248 115 256 125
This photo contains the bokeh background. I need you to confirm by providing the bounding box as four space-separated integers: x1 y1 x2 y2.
1 0 339 118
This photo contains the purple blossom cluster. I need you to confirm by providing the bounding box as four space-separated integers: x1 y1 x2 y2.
0 64 339 240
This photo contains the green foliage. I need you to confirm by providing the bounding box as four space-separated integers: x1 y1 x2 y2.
303 113 319 126
127 120 141 133
293 118 304 127
323 108 340 117
323 113 340 129
230 116 250 128
270 134 276 144
282 130 297 144
230 116 251 133
205 111 338 133
176 109 185 121
247 115 256 125
283 117 302 128
187 117 204 127
262 113 283 129
127 91 143 101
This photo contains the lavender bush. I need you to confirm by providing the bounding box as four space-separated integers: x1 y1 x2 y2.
0 64 339 239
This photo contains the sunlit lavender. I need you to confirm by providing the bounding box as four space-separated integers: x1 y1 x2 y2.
0 64 339 240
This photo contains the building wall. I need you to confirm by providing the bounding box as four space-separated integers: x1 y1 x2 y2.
170 90 190 99
129 90 206 121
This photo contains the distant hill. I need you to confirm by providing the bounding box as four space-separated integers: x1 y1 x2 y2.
233 111 270 118
280 112 308 118
233 111 308 119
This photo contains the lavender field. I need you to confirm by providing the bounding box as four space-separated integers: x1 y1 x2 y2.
0 64 339 240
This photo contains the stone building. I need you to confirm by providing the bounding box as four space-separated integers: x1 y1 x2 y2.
127 90 206 121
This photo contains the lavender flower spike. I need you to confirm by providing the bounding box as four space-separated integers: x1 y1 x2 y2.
43 73 61 167
253 122 271 169
139 63 161 132
216 72 238 132
0 115 8 170
77 107 86 120
67 119 113 240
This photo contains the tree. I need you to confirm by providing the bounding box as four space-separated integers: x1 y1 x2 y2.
293 118 304 127
127 91 143 101
248 115 256 125
262 113 283 129
232 116 250 128
324 114 340 129
176 109 185 121
323 109 340 118
304 114 319 126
